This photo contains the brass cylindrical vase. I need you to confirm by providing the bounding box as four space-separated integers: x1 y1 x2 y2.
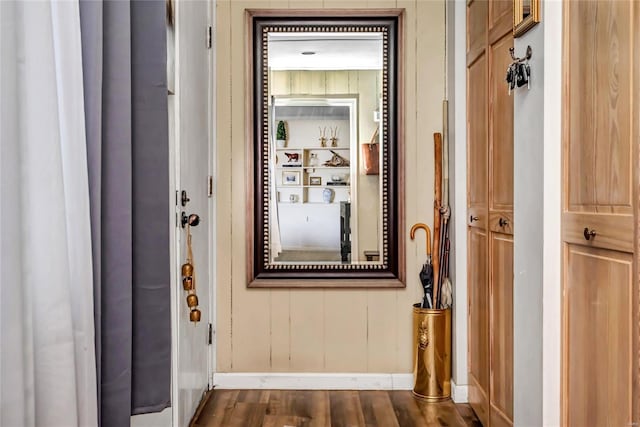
412 303 451 401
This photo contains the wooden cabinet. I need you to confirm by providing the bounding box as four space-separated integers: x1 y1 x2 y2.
562 2 639 425
466 1 513 425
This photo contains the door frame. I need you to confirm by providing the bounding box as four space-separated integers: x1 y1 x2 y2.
168 0 217 425
207 0 217 391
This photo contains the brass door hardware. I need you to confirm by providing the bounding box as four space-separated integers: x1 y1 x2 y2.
583 227 596 241
181 222 201 322
181 212 200 228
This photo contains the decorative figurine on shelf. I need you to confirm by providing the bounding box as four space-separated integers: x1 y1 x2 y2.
330 126 338 147
318 126 327 147
276 120 287 148
309 153 319 167
322 187 334 203
284 152 299 163
323 150 350 167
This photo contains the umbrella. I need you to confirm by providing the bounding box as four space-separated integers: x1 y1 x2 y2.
439 101 453 309
410 223 433 309
432 133 443 308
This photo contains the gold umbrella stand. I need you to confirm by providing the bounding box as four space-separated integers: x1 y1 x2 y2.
412 304 451 401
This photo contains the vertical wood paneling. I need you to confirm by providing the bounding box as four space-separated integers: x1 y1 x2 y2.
290 290 325 371
216 0 446 375
270 290 291 371
230 0 271 371
324 291 368 371
395 0 418 374
215 0 233 372
310 71 327 95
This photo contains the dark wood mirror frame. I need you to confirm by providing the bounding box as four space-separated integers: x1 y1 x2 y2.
245 9 405 288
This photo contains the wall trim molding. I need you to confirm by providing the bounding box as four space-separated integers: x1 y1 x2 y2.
451 380 468 403
212 373 414 390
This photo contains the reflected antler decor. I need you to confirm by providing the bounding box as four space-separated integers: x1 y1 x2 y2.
330 126 338 147
318 126 327 147
323 150 350 167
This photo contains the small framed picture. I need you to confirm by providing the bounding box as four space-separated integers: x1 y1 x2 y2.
282 170 300 185
309 176 322 186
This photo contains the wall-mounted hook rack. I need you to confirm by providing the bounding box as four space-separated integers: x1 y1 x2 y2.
509 45 532 63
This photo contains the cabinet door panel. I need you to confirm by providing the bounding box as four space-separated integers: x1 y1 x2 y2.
467 0 488 65
566 0 632 215
490 233 513 426
468 227 489 427
467 55 488 221
564 245 633 427
489 33 513 217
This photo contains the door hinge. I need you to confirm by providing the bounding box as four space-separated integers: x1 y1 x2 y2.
207 26 212 49
208 323 213 345
207 176 214 197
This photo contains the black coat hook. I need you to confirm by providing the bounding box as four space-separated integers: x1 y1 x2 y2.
509 45 532 63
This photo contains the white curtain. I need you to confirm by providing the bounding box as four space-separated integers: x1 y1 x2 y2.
1 1 98 426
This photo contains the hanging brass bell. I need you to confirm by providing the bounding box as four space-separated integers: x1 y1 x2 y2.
181 263 193 277
190 308 201 322
182 276 194 291
186 293 199 308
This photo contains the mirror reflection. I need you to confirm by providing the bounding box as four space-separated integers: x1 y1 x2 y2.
267 33 383 265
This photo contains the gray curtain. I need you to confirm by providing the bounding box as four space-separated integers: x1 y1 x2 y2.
79 1 171 425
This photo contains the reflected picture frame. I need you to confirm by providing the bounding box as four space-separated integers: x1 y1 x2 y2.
513 0 540 38
282 170 300 186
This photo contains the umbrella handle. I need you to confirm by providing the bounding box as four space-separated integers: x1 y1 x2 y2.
410 223 432 257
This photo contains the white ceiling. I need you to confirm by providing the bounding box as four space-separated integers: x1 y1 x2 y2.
268 32 383 71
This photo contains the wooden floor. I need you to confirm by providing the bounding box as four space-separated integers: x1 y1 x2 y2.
191 390 482 427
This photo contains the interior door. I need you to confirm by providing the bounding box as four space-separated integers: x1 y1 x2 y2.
172 1 212 426
562 1 638 426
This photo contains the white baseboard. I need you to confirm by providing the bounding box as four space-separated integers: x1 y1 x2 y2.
451 380 468 403
213 373 414 390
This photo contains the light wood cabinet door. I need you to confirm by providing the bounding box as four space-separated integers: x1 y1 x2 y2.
487 21 514 427
468 1 514 426
562 1 639 425
467 2 489 425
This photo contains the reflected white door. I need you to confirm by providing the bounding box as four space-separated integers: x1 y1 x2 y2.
171 0 212 426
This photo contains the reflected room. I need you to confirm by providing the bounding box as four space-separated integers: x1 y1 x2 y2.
267 33 383 265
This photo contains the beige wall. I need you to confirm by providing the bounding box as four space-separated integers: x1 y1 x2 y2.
216 0 445 373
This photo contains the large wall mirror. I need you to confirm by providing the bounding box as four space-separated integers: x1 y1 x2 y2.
246 9 404 288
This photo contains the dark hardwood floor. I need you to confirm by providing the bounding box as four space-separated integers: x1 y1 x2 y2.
191 389 482 427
